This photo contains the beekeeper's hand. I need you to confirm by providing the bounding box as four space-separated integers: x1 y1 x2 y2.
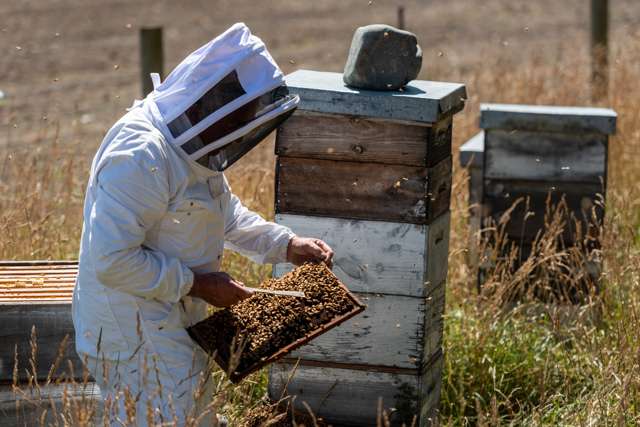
287 237 334 268
188 272 254 307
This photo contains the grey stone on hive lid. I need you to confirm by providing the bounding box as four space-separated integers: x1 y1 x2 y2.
285 69 466 124
343 24 422 91
480 103 617 135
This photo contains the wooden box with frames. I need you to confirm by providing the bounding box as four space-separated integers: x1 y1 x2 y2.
460 104 616 292
0 261 103 427
269 70 466 426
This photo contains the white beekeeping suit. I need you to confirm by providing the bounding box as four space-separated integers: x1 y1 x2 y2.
72 23 299 426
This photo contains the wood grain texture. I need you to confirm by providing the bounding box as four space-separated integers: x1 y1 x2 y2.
0 383 102 427
281 285 444 370
276 156 452 224
484 129 607 183
482 179 605 244
427 117 454 170
268 359 443 426
0 304 84 382
419 355 443 427
276 111 428 165
274 213 451 297
427 157 453 225
424 212 451 296
422 284 446 368
285 69 466 124
275 112 452 168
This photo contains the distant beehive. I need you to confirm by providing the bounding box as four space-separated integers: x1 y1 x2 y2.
460 104 617 294
269 70 466 426
0 261 101 426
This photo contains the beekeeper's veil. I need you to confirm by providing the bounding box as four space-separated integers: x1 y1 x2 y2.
147 23 298 171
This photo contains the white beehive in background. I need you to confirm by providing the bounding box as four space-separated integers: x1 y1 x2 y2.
460 104 617 292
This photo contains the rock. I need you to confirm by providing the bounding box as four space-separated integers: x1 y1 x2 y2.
343 24 422 91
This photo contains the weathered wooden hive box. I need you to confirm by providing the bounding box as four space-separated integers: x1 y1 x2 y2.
461 104 616 288
0 261 101 427
268 69 466 426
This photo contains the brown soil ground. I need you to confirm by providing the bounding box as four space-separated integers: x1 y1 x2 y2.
2 0 639 153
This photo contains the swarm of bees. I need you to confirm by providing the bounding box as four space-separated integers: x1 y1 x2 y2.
188 263 358 377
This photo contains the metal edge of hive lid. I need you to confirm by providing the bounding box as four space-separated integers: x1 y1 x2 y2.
190 263 366 383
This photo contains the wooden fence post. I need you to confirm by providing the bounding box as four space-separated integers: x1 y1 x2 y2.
140 27 164 97
591 0 609 100
397 6 406 30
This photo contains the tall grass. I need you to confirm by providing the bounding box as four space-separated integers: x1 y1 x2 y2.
2 31 640 425
439 35 640 425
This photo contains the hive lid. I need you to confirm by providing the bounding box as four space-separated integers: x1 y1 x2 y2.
480 103 617 135
285 69 466 124
459 131 485 168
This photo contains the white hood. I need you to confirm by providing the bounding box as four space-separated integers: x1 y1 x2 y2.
143 23 299 170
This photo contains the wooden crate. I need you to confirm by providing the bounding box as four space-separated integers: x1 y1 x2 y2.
482 179 604 244
0 262 84 382
269 70 466 426
0 383 102 427
269 352 443 426
461 104 616 292
273 213 450 298
0 262 103 426
481 104 615 246
276 111 452 168
275 156 452 225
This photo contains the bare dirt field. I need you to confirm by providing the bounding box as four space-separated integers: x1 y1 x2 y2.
2 0 639 152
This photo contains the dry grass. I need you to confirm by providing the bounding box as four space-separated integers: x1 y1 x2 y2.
3 3 640 425
439 32 640 426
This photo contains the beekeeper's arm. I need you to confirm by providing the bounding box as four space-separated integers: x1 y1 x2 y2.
224 181 334 266
88 140 194 303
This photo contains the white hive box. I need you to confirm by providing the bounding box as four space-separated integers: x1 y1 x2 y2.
461 104 616 293
269 70 466 426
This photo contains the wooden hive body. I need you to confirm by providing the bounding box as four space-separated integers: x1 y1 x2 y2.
461 104 616 293
0 261 103 426
269 70 466 426
0 261 84 382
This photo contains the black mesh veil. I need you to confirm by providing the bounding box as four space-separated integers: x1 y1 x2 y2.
167 71 296 171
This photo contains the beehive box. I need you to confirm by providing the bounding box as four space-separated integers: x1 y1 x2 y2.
0 261 84 382
0 382 102 427
461 104 617 290
0 261 103 427
459 131 485 275
269 70 466 426
187 263 364 383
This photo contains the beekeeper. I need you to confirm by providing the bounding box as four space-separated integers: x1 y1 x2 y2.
72 23 333 426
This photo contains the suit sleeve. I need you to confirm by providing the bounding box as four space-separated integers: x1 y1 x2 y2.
224 181 295 265
88 141 194 302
